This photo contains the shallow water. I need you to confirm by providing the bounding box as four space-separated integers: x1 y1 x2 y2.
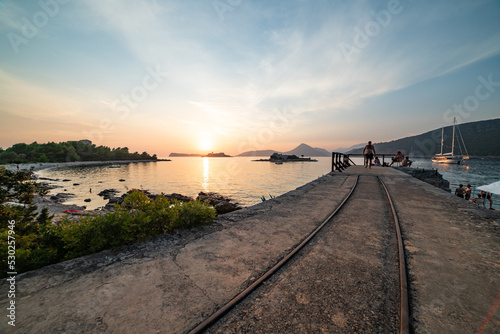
36 156 500 210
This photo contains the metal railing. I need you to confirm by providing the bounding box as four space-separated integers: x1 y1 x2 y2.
331 153 399 172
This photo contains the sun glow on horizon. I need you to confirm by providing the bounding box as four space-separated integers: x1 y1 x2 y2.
199 137 212 152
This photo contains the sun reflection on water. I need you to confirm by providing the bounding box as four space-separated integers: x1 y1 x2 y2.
202 157 210 191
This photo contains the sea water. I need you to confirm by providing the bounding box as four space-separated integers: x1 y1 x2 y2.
36 157 500 210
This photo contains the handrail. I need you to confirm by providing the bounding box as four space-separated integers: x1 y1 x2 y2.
332 152 402 170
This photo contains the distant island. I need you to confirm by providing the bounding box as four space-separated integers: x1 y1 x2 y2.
0 140 158 164
169 152 231 157
203 152 231 157
255 153 318 163
238 143 331 157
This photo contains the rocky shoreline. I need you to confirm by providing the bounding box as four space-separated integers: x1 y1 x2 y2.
2 159 167 172
32 187 242 223
394 167 451 192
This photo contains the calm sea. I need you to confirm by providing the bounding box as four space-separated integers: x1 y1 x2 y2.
36 157 500 210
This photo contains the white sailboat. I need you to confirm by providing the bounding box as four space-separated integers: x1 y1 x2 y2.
431 117 469 164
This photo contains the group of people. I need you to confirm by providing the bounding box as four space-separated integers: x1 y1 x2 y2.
362 142 412 168
455 184 494 209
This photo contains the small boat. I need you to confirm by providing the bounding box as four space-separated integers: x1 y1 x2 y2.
431 117 469 164
108 165 121 168
275 161 283 165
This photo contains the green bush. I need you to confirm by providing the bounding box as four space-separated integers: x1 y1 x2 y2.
0 190 216 277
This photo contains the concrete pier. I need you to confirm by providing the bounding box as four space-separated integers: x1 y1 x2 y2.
0 166 498 333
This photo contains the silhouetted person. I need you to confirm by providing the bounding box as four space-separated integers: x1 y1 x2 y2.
363 141 376 169
455 184 465 198
465 184 471 200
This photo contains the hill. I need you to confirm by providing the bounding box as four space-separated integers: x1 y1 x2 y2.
347 118 500 157
238 143 331 157
0 140 157 164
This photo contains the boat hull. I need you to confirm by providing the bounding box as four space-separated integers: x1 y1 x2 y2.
431 156 468 164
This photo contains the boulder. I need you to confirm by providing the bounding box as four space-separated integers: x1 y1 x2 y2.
165 193 193 202
196 192 241 214
215 201 241 215
98 189 119 199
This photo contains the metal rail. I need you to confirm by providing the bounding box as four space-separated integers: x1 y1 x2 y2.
189 175 411 334
188 175 360 334
378 176 410 334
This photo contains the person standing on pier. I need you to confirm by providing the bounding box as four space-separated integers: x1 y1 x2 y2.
363 141 376 169
455 184 465 198
464 184 471 200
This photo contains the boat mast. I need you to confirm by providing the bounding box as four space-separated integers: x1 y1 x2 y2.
440 126 444 155
451 117 456 156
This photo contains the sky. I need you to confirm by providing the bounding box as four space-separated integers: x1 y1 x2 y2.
1 0 499 157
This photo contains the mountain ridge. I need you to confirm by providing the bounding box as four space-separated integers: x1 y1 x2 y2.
347 118 500 156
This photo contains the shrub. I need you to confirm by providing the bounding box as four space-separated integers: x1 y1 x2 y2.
0 190 216 277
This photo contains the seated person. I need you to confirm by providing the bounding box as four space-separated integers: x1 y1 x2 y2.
401 156 412 167
373 156 381 166
472 193 484 206
390 151 404 166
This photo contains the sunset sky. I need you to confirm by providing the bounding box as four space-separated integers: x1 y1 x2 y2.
1 0 500 157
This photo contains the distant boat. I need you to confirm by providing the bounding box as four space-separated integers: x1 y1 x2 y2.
275 161 283 165
431 117 469 164
108 165 121 168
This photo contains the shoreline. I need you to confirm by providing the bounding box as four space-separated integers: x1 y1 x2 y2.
1 159 167 172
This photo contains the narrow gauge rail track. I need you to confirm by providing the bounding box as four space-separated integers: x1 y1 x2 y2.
189 175 410 334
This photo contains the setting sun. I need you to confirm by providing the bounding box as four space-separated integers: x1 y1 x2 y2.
200 137 212 152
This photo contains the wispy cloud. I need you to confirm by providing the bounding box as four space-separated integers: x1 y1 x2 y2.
1 0 499 152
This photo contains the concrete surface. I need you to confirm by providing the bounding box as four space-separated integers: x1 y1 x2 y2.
0 166 498 333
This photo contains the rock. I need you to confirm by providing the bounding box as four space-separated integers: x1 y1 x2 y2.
119 179 126 182
62 179 71 182
108 197 123 204
84 198 91 202
73 183 80 186
215 201 241 215
164 193 193 202
39 177 59 181
98 189 119 199
196 192 241 214
50 193 76 203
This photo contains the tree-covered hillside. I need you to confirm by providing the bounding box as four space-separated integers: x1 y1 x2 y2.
348 118 500 157
0 140 157 164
